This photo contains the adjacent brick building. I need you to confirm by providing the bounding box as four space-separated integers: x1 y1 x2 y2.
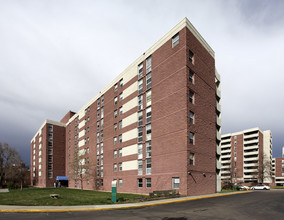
31 18 221 195
221 128 273 186
272 147 284 186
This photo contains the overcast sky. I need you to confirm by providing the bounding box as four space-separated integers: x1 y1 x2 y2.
1 0 284 165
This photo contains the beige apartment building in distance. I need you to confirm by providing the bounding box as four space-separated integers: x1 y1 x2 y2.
221 128 273 186
31 17 222 195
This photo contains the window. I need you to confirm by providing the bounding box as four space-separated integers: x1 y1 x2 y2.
138 144 143 159
114 97 118 105
97 110 100 120
138 127 143 142
146 107 151 123
120 78 123 87
114 123 117 131
119 92 123 101
189 111 194 124
138 95 143 110
114 110 118 118
101 166 103 177
189 132 195 144
119 134 122 143
146 124 151 140
97 133 100 143
146 56 152 73
114 137 117 145
101 107 104 118
172 177 180 189
114 83 118 91
189 153 195 165
119 148 122 157
189 50 194 63
189 90 195 104
146 141 151 158
138 160 143 175
119 179 123 187
101 154 103 165
97 179 100 187
96 121 100 132
97 99 100 109
146 73 152 89
119 106 123 115
146 158 151 174
114 150 117 158
114 163 117 172
138 63 143 78
189 70 194 84
97 144 99 155
119 120 122 129
146 90 151 106
138 178 143 188
146 178 151 188
119 163 122 171
101 119 104 130
101 95 104 106
138 111 143 126
172 33 179 47
101 179 103 186
138 79 143 94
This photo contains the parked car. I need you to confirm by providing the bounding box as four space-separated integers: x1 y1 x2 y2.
238 185 249 190
250 185 270 190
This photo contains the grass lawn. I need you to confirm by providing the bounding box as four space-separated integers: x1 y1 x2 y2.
0 187 145 206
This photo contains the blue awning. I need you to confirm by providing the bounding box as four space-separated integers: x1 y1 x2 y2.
56 176 68 181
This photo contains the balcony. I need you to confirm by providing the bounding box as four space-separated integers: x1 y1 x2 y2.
244 133 258 139
216 87 221 98
244 139 258 145
216 116 221 127
244 156 258 161
244 145 258 150
243 168 258 173
216 146 221 156
222 149 231 154
221 154 231 159
221 143 231 148
221 170 230 174
216 131 221 141
216 102 221 113
244 162 258 167
222 164 230 169
244 151 258 156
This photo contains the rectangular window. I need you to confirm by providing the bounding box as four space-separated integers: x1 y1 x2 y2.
146 73 152 89
114 97 118 105
101 166 103 177
100 131 103 141
97 99 100 109
146 90 151 106
172 33 179 47
114 110 118 118
146 124 151 140
138 127 143 142
190 132 195 144
189 153 195 165
138 111 143 126
119 162 122 171
146 56 152 73
138 178 143 188
101 107 104 118
120 78 123 87
97 110 100 120
189 50 194 63
119 179 123 187
119 120 122 129
138 160 143 175
189 90 195 104
189 111 194 124
101 119 104 130
114 163 117 172
172 177 180 189
138 144 143 159
97 133 100 143
119 106 123 115
101 95 104 106
119 134 122 143
119 148 122 157
114 137 117 145
146 107 151 123
114 150 117 158
96 179 100 187
100 143 103 154
146 178 151 188
189 70 194 84
119 92 123 101
138 79 143 95
97 144 99 155
114 83 118 91
138 63 143 78
101 154 103 165
146 158 151 174
138 95 143 110
146 141 151 158
114 123 117 131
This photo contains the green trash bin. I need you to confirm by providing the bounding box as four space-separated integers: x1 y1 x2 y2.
111 180 117 203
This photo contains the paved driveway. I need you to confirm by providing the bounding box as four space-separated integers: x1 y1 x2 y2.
1 191 283 220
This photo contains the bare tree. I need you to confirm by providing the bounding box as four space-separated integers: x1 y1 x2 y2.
5 162 28 190
0 142 24 187
258 153 272 184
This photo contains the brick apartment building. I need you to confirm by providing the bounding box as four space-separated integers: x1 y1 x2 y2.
31 17 222 196
220 128 273 186
272 147 284 186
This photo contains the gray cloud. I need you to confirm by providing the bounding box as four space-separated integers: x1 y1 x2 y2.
1 0 284 165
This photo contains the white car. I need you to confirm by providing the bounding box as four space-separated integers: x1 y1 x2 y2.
250 185 270 190
238 185 249 190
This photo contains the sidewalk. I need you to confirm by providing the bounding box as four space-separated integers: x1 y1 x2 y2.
0 191 252 213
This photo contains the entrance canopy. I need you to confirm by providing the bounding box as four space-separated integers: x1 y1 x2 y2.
56 176 68 181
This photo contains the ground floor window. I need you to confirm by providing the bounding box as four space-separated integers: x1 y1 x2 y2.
172 177 180 189
138 178 143 187
146 178 151 188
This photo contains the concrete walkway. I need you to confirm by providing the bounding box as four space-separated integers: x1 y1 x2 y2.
0 191 252 213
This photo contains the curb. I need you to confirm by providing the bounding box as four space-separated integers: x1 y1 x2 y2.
0 191 252 213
